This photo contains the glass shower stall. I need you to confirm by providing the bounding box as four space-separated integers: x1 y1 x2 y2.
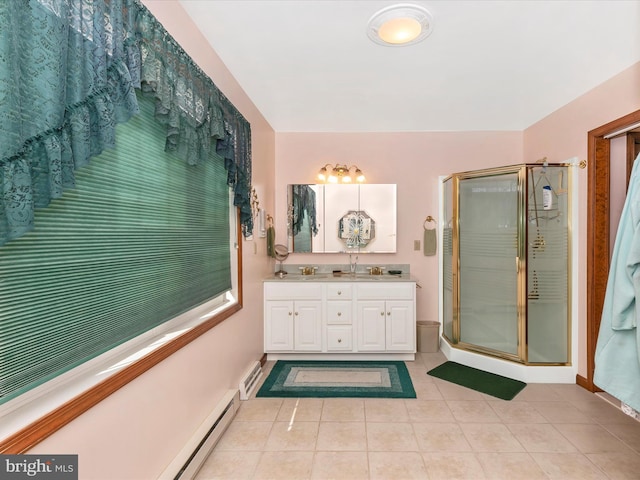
442 163 571 365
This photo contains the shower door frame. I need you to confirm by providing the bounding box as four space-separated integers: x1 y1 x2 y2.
443 163 572 365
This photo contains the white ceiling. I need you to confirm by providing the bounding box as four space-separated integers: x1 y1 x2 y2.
179 0 640 132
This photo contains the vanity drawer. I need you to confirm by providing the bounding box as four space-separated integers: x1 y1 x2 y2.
326 300 352 324
327 326 353 351
327 284 353 300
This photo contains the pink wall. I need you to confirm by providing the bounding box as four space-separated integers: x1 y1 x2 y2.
27 2 276 479
524 61 640 379
274 132 524 323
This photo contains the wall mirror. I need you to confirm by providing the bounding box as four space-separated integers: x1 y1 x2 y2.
287 184 397 253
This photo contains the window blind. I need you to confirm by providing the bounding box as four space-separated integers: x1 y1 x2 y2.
0 93 231 404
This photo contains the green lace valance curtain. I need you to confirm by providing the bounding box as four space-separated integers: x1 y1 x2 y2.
0 0 252 245
135 4 253 236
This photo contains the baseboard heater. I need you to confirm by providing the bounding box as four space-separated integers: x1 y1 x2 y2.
239 360 263 400
160 389 239 480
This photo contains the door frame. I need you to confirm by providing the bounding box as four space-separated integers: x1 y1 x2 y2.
581 109 640 391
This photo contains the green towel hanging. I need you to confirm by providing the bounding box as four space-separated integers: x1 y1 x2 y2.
423 216 437 256
267 225 276 258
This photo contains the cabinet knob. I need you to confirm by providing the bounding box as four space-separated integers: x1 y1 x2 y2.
295 312 299 316
337 312 342 316
337 291 342 295
380 312 385 316
288 312 292 316
387 312 391 316
338 338 342 343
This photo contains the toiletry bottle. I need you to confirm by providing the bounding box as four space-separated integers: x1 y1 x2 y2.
542 185 552 210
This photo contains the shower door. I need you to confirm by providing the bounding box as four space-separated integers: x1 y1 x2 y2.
457 169 522 359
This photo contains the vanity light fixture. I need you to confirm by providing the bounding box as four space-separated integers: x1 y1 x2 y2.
367 3 434 47
317 164 366 183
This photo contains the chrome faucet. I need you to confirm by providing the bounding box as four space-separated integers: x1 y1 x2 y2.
349 253 358 274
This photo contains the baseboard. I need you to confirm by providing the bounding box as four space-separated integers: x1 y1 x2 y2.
576 374 604 392
575 374 591 391
159 389 239 479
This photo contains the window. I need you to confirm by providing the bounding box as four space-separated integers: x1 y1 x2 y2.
0 0 251 452
0 93 241 451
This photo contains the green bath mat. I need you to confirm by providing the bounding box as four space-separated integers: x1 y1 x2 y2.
427 361 526 400
257 360 416 398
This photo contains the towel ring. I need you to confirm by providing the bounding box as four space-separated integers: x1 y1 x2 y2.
423 216 437 229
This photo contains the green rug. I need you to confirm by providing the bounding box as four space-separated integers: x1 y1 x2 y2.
256 360 416 398
427 361 526 400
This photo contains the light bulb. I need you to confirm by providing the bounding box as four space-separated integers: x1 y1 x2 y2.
378 17 422 45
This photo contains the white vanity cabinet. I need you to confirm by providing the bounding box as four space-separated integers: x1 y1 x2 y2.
264 283 322 352
356 283 416 352
264 279 415 359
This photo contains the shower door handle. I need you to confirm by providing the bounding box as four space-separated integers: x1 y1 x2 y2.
515 256 519 273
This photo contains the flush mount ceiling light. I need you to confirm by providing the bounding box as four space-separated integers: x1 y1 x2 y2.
367 3 434 47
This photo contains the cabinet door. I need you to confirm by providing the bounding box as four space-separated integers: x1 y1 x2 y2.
357 301 386 351
294 300 323 351
265 300 294 351
386 300 415 351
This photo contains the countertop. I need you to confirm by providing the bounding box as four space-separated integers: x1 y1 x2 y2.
264 273 415 283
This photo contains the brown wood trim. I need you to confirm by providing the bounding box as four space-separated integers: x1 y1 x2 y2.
626 132 640 189
589 110 640 138
237 211 244 308
259 353 268 367
585 134 610 392
575 374 590 390
0 211 246 454
585 109 640 393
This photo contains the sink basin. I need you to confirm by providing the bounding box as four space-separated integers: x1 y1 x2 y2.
356 273 405 280
297 274 329 280
353 274 382 280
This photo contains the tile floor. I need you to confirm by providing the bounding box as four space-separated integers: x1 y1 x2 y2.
194 352 640 479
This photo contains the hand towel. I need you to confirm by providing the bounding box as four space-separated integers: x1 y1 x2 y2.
267 225 276 258
423 227 437 256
